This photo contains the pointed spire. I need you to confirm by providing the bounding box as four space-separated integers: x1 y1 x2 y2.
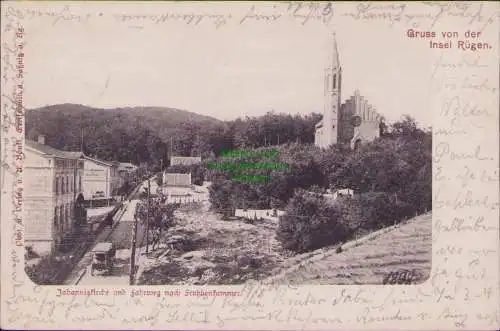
330 31 340 70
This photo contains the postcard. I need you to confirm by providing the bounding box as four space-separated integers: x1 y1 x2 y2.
1 1 498 330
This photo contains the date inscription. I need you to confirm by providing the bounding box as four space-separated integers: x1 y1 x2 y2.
383 269 417 285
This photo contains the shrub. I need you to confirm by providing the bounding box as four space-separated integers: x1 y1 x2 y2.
25 246 39 260
276 190 349 253
25 255 71 285
393 199 417 221
277 190 423 254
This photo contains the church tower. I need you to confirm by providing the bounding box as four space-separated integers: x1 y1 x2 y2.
322 32 342 147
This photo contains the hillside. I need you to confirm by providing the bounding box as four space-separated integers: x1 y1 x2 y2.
135 186 431 285
25 104 323 169
25 104 225 165
264 212 432 285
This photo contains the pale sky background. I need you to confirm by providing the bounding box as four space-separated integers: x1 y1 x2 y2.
22 2 434 126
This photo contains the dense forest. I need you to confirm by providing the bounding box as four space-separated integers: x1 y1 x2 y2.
25 104 321 171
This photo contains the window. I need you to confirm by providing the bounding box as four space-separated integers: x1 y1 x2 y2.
55 177 59 195
54 207 58 229
65 204 69 229
59 206 64 232
66 176 69 194
79 176 82 192
332 74 336 89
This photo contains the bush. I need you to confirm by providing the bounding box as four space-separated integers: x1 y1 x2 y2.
25 246 39 260
276 190 349 253
25 255 71 285
277 190 421 254
393 199 417 221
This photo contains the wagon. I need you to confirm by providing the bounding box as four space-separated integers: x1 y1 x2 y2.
90 242 115 276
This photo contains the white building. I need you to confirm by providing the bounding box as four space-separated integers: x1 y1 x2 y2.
170 156 201 166
24 136 85 255
117 162 138 175
81 156 117 200
163 172 192 187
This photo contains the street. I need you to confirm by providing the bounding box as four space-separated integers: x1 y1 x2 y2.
65 178 154 285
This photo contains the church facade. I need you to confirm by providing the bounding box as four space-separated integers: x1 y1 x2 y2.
315 33 383 150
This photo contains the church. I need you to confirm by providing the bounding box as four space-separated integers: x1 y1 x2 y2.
315 33 384 150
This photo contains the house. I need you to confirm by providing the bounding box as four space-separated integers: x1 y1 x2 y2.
305 188 354 200
117 162 138 175
163 172 192 187
170 156 201 166
324 188 354 200
24 136 86 255
81 156 116 200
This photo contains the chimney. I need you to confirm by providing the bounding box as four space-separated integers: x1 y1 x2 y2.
37 135 46 145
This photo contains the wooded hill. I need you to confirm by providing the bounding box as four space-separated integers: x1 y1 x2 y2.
25 104 321 171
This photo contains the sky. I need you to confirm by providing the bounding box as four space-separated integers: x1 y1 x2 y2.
22 2 434 127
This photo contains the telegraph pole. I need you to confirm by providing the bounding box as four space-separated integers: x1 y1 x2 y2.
146 177 151 253
170 137 173 158
129 215 138 285
80 128 84 153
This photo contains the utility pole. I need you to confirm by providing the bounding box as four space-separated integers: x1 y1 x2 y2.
170 137 173 159
80 128 84 153
146 177 151 254
129 215 138 285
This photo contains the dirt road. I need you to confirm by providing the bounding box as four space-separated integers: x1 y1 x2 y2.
66 199 146 285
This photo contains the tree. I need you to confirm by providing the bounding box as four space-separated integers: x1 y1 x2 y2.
135 199 178 251
276 189 348 253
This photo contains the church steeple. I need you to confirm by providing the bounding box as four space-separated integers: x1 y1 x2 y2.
330 32 340 71
321 31 342 148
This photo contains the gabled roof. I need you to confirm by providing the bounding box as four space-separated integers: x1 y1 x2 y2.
26 140 117 166
82 155 115 167
92 242 113 252
25 140 83 159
